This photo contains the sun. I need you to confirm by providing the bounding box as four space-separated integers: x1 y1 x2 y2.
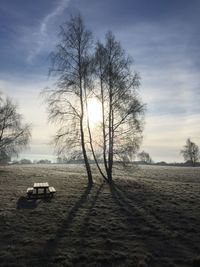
87 98 102 126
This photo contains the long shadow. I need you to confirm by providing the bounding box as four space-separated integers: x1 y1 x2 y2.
64 181 106 266
77 181 105 235
33 182 96 266
114 180 200 242
119 180 200 253
109 181 196 265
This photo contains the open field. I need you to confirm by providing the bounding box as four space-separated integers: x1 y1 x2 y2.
0 164 200 267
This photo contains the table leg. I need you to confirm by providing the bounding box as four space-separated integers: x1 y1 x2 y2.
44 188 46 197
36 188 38 195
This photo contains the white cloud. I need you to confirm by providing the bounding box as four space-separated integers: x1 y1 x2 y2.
26 0 71 62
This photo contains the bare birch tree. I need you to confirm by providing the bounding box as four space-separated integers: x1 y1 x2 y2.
0 93 31 163
45 14 93 184
181 138 199 167
92 32 145 182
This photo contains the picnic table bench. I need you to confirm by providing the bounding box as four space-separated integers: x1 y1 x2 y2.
27 187 34 196
26 182 56 198
49 186 56 196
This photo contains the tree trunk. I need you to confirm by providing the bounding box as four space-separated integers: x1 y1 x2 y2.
80 122 93 184
80 91 93 184
107 66 113 183
77 34 93 185
100 78 109 176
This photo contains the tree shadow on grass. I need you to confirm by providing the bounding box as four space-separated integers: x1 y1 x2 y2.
33 182 104 266
110 181 172 231
109 181 196 266
74 181 105 237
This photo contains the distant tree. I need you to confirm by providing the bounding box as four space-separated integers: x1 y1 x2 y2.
0 150 11 164
57 156 72 164
45 14 93 184
180 138 199 167
20 158 32 164
37 159 51 164
12 160 19 164
138 150 152 164
156 161 167 166
0 93 31 163
57 157 63 164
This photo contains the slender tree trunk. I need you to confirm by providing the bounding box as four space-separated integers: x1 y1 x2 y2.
79 90 93 184
107 66 113 183
80 118 93 184
78 46 93 185
100 77 109 176
110 109 114 181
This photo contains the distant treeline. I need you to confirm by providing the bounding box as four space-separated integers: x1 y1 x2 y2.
2 158 200 167
11 159 52 165
137 160 200 167
54 158 200 167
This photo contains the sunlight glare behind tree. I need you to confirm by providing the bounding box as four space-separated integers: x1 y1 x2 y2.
87 98 102 127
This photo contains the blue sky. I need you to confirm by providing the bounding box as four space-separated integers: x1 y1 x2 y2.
0 0 200 162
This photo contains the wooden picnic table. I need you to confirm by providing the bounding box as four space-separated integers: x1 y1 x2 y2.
34 182 49 196
27 183 56 198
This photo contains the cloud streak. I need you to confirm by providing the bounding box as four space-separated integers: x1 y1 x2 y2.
27 0 71 62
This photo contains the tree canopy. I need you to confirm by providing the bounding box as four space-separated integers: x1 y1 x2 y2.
138 151 152 164
45 14 145 183
180 138 199 167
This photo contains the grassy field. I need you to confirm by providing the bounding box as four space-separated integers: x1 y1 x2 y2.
0 164 200 267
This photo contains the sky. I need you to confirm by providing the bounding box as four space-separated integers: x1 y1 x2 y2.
0 0 200 162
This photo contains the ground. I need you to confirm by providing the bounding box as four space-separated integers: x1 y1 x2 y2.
0 164 200 267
